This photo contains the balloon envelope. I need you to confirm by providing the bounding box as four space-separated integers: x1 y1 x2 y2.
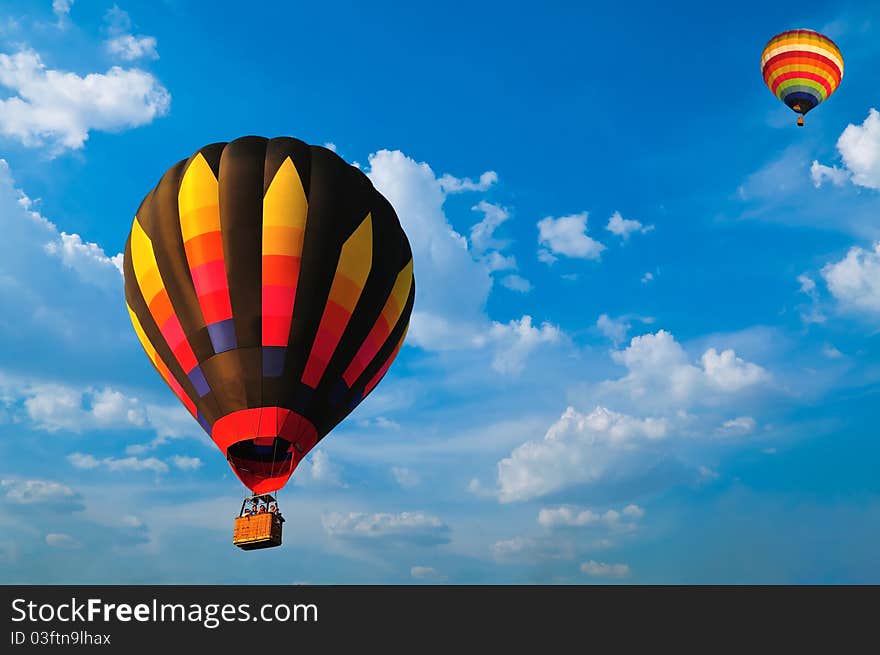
761 29 843 121
123 137 414 493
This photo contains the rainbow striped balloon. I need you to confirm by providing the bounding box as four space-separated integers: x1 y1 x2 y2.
761 29 843 126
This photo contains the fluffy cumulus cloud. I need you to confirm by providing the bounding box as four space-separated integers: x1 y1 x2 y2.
537 504 645 531
103 6 159 62
599 330 769 410
596 314 630 344
469 201 510 253
0 48 170 151
0 375 203 443
68 452 168 474
810 161 848 188
580 560 631 579
809 109 880 190
500 274 532 293
169 455 202 471
486 316 562 375
322 511 451 546
537 212 605 263
469 202 532 291
439 170 498 193
491 535 576 563
605 211 653 240
821 243 880 315
494 331 769 503
836 109 880 190
106 35 158 62
44 232 123 287
496 406 668 503
294 450 343 487
52 0 73 21
0 478 83 510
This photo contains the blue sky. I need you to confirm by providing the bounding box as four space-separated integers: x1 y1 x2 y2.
1 0 879 583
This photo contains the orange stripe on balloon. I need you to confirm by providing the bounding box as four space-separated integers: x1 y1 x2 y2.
126 304 197 417
178 153 234 332
261 157 308 349
129 217 200 375
301 214 373 388
363 326 408 396
343 259 413 387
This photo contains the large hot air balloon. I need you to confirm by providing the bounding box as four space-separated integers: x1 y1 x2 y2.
761 29 843 126
123 137 414 548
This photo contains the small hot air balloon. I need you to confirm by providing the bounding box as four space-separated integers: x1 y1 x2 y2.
761 28 843 126
123 137 414 548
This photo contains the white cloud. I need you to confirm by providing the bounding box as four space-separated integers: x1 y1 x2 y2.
809 160 848 188
537 212 605 262
483 251 517 273
822 344 844 359
596 313 630 344
0 48 170 151
580 560 631 579
623 504 645 519
836 108 880 189
602 330 769 409
821 243 880 314
439 170 498 193
0 160 133 360
487 316 562 375
500 274 532 293
701 348 769 392
323 511 450 545
641 272 654 284
410 566 444 581
698 465 719 481
68 452 169 474
295 450 342 487
391 466 420 488
169 455 202 471
538 504 645 530
44 232 123 287
106 34 159 62
796 273 827 324
470 201 510 252
492 536 575 563
798 273 817 296
0 478 82 509
606 211 653 240
4 378 147 433
358 416 400 430
323 142 337 152
496 406 668 503
45 533 80 549
52 0 73 20
538 248 558 264
719 416 756 435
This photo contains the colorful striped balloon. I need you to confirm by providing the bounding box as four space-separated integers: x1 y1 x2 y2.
124 137 414 494
761 28 843 126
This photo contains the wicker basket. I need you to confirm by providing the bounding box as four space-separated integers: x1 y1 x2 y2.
233 512 283 550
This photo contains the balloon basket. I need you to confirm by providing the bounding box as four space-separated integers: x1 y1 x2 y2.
233 493 284 550
797 116 804 127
